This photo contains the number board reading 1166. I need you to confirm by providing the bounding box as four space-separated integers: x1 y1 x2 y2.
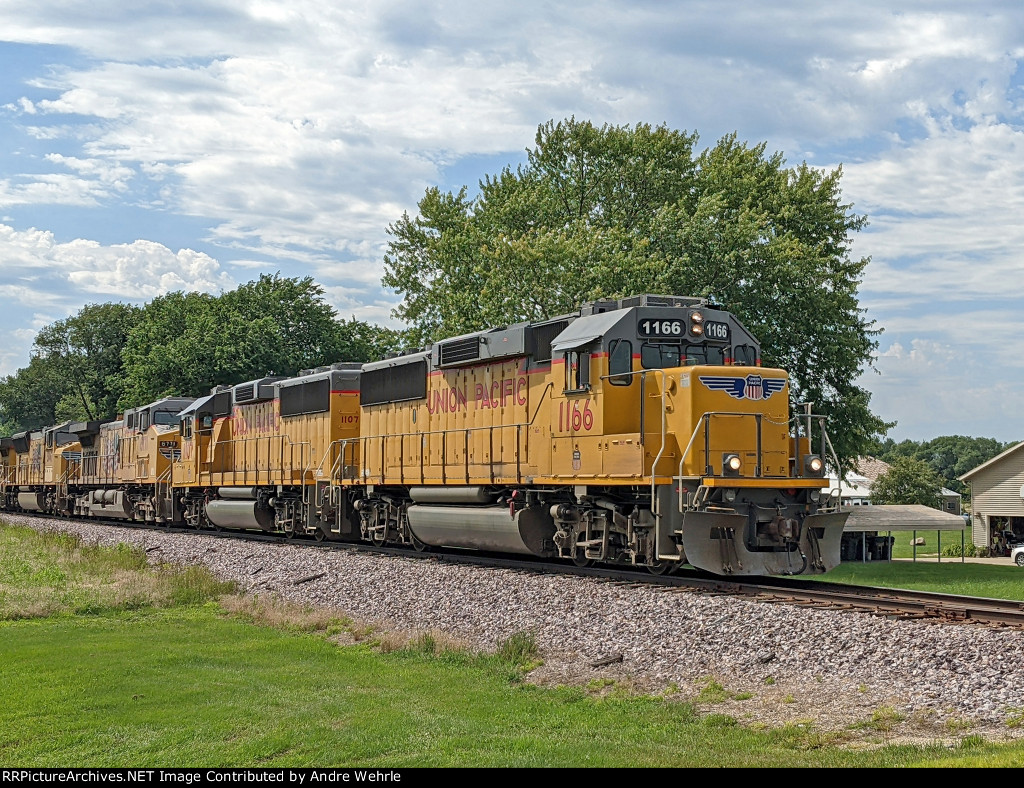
637 319 730 341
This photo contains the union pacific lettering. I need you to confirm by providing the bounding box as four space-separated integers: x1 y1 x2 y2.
232 403 281 436
427 385 469 414
426 376 529 413
475 377 528 408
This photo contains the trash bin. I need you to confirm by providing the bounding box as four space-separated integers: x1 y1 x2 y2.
872 535 894 561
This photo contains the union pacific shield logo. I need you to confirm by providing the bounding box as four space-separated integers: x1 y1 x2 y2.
699 374 786 401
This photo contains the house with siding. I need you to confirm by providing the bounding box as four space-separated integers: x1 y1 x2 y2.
959 442 1024 553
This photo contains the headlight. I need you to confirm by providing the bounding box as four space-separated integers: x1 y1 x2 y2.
723 488 737 502
804 455 824 476
723 453 742 476
809 488 821 502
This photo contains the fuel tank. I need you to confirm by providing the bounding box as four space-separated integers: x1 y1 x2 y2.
17 491 46 512
406 504 557 557
206 499 275 531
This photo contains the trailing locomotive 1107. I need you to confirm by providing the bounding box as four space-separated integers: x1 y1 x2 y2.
0 294 849 576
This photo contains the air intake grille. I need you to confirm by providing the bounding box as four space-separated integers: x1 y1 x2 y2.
234 384 255 402
438 337 481 366
528 320 571 363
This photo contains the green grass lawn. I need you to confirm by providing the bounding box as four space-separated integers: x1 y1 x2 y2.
4 520 1024 768
886 528 973 560
824 559 1024 599
823 528 1024 600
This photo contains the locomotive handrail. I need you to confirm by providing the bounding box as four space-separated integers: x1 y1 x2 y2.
203 433 312 486
599 367 669 556
352 382 556 487
674 409 836 513
155 464 174 521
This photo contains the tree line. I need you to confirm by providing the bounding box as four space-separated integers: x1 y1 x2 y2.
0 274 399 434
867 435 1018 509
2 116 977 470
383 118 888 464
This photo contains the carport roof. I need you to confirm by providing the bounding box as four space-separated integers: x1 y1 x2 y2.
842 504 968 533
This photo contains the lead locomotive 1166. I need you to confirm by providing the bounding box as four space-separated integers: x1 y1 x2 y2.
0 294 848 577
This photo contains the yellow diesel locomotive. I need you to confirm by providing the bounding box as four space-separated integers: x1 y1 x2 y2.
0 294 848 577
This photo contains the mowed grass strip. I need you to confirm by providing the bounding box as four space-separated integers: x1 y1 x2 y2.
823 556 1024 601
0 523 234 618
3 521 1024 768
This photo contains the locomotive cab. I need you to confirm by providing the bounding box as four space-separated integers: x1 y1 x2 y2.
72 397 194 523
546 295 847 576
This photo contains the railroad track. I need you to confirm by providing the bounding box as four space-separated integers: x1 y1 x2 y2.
11 512 1024 630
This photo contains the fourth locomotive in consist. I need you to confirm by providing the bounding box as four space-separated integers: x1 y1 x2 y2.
0 294 848 577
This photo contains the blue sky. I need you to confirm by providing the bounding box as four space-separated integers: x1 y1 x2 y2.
1 1 1023 444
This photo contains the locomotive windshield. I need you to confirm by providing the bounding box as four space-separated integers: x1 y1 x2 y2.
640 342 727 369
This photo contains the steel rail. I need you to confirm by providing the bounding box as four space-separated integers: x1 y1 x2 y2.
8 510 1024 630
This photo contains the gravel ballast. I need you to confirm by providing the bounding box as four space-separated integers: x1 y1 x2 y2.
7 512 1024 746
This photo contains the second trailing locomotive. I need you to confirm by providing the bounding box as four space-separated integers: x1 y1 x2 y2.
0 294 848 576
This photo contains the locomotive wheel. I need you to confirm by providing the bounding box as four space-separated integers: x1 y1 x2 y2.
314 529 326 543
646 561 676 576
570 549 593 568
410 533 429 552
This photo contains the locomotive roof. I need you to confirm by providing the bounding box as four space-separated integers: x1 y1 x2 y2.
123 396 196 415
362 349 431 373
549 309 629 355
178 394 213 417
68 420 108 435
279 364 361 389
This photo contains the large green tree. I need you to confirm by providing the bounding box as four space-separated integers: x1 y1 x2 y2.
871 435 1016 503
0 302 140 432
870 457 945 508
0 356 66 434
383 118 890 464
33 302 141 420
119 274 399 408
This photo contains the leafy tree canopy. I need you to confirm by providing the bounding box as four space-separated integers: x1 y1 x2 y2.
0 356 67 434
119 273 400 408
870 456 946 508
869 434 1017 501
383 117 890 463
0 274 401 433
0 302 140 432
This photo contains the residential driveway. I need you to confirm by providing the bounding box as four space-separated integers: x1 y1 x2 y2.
893 556 1014 566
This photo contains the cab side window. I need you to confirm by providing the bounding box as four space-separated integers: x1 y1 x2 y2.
608 339 633 385
563 351 591 393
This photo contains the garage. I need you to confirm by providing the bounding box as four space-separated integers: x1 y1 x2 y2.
958 441 1024 556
